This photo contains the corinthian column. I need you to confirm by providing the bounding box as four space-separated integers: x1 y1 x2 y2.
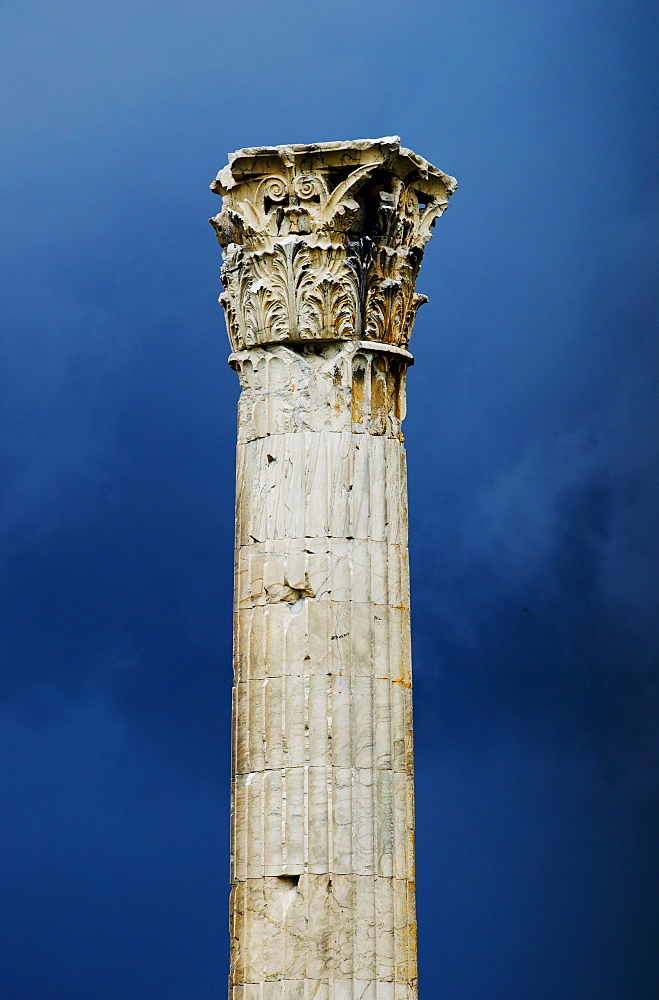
211 137 456 1000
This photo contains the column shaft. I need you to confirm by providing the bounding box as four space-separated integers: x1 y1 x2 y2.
230 342 416 998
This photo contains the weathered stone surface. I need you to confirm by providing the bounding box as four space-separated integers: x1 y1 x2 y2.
212 138 456 999
211 137 456 352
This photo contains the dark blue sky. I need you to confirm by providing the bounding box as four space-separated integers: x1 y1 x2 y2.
1 1 657 997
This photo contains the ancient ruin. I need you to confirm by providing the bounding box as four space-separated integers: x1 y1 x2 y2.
211 136 456 999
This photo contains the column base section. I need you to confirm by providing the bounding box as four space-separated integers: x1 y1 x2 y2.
230 983 417 1000
230 874 417 993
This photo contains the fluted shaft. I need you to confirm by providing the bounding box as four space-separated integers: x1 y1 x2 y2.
230 341 415 998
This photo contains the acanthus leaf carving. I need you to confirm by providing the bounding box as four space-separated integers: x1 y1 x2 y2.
212 138 457 350
220 240 361 350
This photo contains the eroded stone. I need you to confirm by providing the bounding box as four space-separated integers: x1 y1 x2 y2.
213 138 456 999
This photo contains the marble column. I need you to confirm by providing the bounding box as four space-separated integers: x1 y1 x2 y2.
210 137 456 1000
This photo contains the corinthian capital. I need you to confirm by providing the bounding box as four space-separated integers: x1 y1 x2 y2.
210 137 456 352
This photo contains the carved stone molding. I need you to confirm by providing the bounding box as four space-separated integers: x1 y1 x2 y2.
230 341 411 444
211 137 456 352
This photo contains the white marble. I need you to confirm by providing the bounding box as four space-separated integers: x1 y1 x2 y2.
211 138 456 998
